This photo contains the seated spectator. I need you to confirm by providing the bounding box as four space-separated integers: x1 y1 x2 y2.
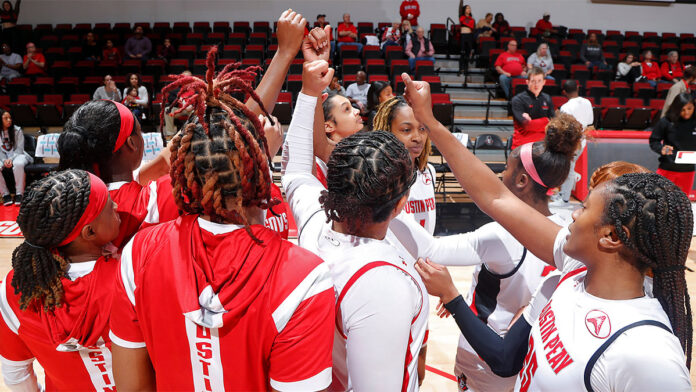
337 13 362 53
475 13 495 38
495 39 526 99
0 109 31 205
162 70 194 138
661 51 684 82
405 26 435 71
510 67 554 150
616 53 643 83
123 87 145 120
125 25 152 61
527 42 554 80
122 73 149 111
157 37 176 64
102 39 121 63
22 42 45 76
535 12 559 38
323 75 346 95
492 12 510 39
345 70 370 112
0 42 22 82
366 81 395 129
400 0 420 27
661 66 695 118
580 33 609 70
641 49 661 87
92 74 121 101
83 31 101 61
381 21 401 51
400 19 413 47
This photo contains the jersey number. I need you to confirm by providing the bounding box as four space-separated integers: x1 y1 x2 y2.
519 336 538 392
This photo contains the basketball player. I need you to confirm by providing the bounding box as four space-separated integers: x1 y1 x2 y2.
282 59 428 391
404 74 692 391
109 47 334 391
0 170 121 391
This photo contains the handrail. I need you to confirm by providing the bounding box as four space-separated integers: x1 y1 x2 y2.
445 17 456 59
483 86 497 126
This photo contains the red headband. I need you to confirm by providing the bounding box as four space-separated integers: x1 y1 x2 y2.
109 100 135 152
520 142 554 196
57 173 109 247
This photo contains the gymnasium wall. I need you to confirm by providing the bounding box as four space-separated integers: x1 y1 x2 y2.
20 0 695 34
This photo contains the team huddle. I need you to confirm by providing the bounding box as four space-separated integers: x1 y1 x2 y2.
0 10 693 392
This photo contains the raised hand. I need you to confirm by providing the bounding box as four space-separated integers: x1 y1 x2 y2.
414 258 460 305
259 114 283 157
302 25 331 63
276 9 307 59
301 60 334 97
401 73 435 125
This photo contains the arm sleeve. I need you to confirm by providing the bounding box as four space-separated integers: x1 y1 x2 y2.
661 63 673 81
143 38 152 55
427 41 435 56
124 39 134 56
109 239 146 348
135 87 148 106
400 3 408 19
114 89 122 102
527 53 536 67
269 271 334 391
494 54 504 69
444 295 532 377
511 96 528 124
579 45 589 63
405 40 414 57
281 93 325 236
13 128 24 156
649 119 668 154
343 268 418 391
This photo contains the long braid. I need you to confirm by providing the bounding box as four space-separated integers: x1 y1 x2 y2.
372 96 432 171
603 173 693 368
319 131 414 233
11 170 92 311
167 47 276 243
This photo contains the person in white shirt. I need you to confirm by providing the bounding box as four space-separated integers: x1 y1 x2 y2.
556 80 594 203
526 43 554 80
402 73 693 392
92 74 122 101
344 70 370 111
0 43 22 82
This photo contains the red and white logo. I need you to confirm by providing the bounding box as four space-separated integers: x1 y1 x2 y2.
422 174 432 185
585 310 611 339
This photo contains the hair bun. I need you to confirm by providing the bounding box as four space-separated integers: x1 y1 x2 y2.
544 112 584 159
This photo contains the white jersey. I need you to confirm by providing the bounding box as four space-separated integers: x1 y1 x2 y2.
282 92 428 392
455 214 567 392
515 227 691 392
399 164 437 235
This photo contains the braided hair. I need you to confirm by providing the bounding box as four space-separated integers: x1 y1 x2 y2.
602 173 693 368
11 170 92 311
372 96 431 171
166 47 275 242
57 100 136 178
319 131 414 234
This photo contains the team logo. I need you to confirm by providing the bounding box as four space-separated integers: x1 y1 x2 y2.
422 173 432 185
457 373 469 391
585 309 611 339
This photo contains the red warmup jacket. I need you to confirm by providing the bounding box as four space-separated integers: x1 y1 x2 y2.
641 61 661 80
661 61 684 81
400 0 421 26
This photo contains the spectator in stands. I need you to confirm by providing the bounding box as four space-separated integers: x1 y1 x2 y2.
0 42 22 82
82 31 101 61
650 92 696 195
345 70 370 112
366 81 394 129
102 39 121 63
400 20 413 47
641 49 661 87
0 109 30 205
125 25 152 61
510 67 554 150
661 66 695 118
475 13 495 38
0 0 20 49
323 75 346 95
535 12 559 38
400 0 420 27
580 33 609 70
661 51 684 82
123 73 148 112
123 87 145 121
527 42 554 80
405 26 435 71
495 39 526 99
381 21 401 52
157 37 176 64
92 74 121 101
616 52 643 84
22 42 46 76
492 12 510 39
459 4 474 75
337 13 362 53
163 70 194 138
555 79 593 204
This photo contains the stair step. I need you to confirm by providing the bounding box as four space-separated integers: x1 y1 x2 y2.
454 116 513 126
451 98 508 107
455 106 509 118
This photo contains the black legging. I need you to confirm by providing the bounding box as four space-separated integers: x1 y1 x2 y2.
460 33 474 72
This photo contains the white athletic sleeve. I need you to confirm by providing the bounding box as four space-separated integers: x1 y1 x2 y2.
522 272 561 324
552 226 585 273
342 267 418 391
590 326 692 392
0 357 40 392
281 93 324 236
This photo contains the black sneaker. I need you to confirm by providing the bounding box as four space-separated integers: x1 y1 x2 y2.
2 195 12 206
14 194 22 205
